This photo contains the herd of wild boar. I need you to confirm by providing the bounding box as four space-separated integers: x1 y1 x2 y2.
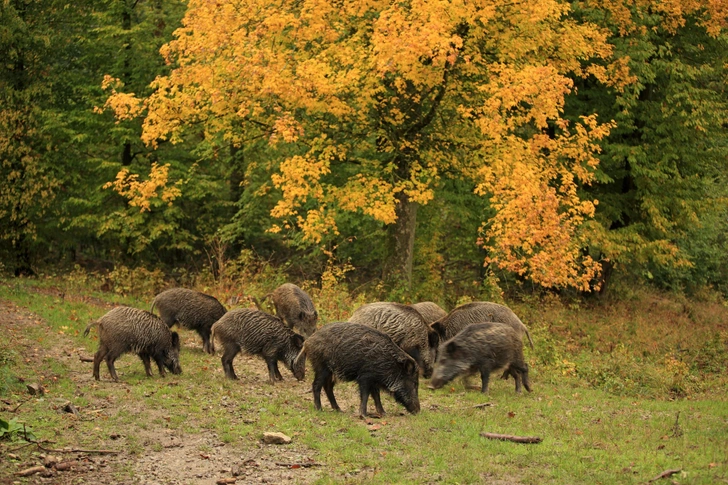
84 284 533 419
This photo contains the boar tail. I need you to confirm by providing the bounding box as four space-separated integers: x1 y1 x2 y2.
83 320 99 338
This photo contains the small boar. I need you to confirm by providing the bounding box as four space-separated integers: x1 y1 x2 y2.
84 306 182 381
266 283 318 338
294 322 420 418
410 301 447 325
431 301 534 349
151 288 227 354
348 302 437 378
431 323 531 394
210 308 305 382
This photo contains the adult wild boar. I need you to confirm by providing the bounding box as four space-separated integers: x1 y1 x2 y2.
151 288 227 354
266 283 318 338
410 301 447 325
431 322 531 394
431 301 534 349
84 306 182 381
210 308 305 382
295 322 420 418
349 302 437 378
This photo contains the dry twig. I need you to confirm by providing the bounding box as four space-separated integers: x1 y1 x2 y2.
480 432 542 444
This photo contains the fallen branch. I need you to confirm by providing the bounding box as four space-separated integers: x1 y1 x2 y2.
480 432 542 444
473 403 494 409
15 466 46 477
11 397 32 413
79 355 94 363
275 462 324 468
648 469 681 482
55 460 80 471
17 438 119 455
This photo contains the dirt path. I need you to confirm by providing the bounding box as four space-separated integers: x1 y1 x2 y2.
0 299 322 485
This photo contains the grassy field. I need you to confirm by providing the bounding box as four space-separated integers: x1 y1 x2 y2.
1 275 727 484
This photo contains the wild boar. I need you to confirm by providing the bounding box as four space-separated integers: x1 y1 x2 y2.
266 283 318 338
210 308 305 382
151 288 227 354
410 301 447 325
84 306 182 381
430 301 534 349
431 323 531 394
295 322 420 418
348 302 437 378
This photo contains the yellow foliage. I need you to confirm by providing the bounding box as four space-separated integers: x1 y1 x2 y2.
103 0 723 290
103 163 181 212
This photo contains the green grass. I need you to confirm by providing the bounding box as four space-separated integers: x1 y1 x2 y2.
0 277 727 484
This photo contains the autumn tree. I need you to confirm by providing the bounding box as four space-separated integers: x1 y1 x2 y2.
107 0 638 291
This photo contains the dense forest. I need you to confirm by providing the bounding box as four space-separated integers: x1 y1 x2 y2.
1 0 726 302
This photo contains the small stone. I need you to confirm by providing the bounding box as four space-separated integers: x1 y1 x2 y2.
8 453 19 460
262 432 291 445
43 455 60 467
27 383 44 396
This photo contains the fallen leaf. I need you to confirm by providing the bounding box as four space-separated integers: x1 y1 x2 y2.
508 411 516 418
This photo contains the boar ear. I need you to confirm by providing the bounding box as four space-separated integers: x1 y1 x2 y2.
313 310 318 319
171 332 180 349
404 359 417 376
299 311 305 321
431 321 445 338
292 333 305 348
427 328 440 350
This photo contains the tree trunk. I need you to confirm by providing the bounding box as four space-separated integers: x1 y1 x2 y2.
385 192 418 291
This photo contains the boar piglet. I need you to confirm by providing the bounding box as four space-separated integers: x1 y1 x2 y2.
84 306 182 381
295 322 420 418
151 288 227 354
431 323 532 394
211 308 305 382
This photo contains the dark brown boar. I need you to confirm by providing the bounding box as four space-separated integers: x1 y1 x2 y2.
348 302 437 378
430 301 534 349
431 323 531 394
267 283 318 338
294 322 420 418
84 306 182 382
151 288 227 354
210 308 305 382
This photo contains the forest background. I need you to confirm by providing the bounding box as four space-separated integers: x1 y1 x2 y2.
1 0 727 306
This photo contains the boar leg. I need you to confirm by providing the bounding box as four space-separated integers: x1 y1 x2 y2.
370 387 386 417
312 368 329 410
322 373 339 411
153 354 167 377
273 361 284 381
139 353 153 377
221 344 240 380
479 368 491 393
357 381 382 419
265 358 282 383
93 345 108 381
199 328 213 355
105 353 120 382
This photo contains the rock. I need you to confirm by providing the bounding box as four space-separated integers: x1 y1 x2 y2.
26 383 44 396
262 432 291 445
62 402 79 415
43 455 60 467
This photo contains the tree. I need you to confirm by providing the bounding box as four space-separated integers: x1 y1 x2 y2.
107 0 635 291
569 1 728 292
